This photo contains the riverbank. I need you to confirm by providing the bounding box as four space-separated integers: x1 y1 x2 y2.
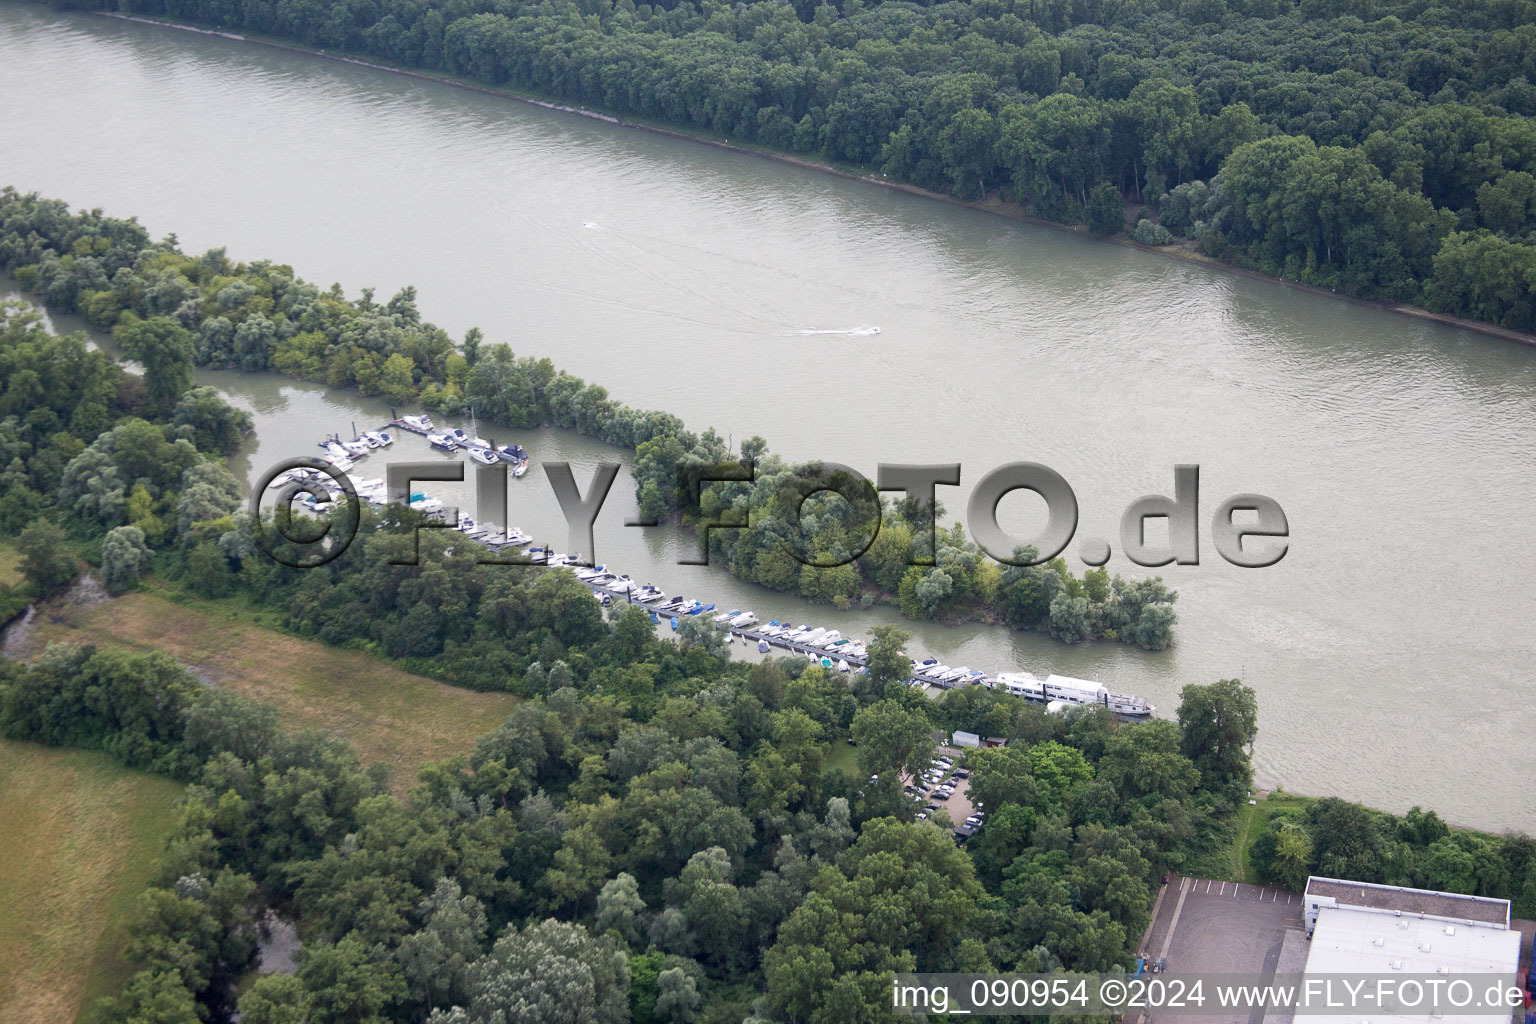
88 9 1536 353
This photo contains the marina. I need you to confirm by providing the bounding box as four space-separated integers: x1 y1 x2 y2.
288 420 1156 719
563 556 1155 717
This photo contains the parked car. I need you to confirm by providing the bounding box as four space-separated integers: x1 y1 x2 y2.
937 755 953 765
953 768 969 778
934 791 952 801
926 802 940 811
965 815 982 827
915 812 928 821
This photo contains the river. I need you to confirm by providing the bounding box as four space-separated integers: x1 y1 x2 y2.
3 2 1533 832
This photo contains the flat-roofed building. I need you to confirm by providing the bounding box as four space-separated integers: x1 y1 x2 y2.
1295 877 1520 1024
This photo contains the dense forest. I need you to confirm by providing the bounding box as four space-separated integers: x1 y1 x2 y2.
0 588 1260 1023
41 0 1536 331
0 187 1179 647
4 561 1533 1021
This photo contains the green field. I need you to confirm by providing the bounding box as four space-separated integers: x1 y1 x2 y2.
0 740 184 1024
823 735 859 777
17 591 520 794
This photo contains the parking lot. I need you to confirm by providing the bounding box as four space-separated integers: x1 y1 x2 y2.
1139 876 1306 1024
900 745 982 836
1144 876 1305 972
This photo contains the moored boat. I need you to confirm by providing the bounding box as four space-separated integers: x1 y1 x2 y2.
391 413 434 434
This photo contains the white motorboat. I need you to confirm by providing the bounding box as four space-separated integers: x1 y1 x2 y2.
392 413 434 434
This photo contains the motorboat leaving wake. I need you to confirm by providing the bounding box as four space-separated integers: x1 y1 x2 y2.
789 325 881 336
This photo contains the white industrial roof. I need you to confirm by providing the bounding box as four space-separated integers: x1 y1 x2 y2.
1295 906 1521 1024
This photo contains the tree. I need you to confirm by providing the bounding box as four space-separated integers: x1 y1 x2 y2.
98 969 202 1024
379 353 417 403
239 974 312 1024
653 968 700 1024
298 935 405 1024
172 386 253 455
850 700 933 781
118 316 196 415
396 878 489 1012
102 524 154 595
764 818 983 1022
1023 741 1095 808
1271 824 1315 891
18 517 77 595
447 919 629 1024
185 540 233 598
176 462 242 539
913 567 953 617
678 847 748 971
1176 679 1257 794
677 614 726 661
1087 182 1125 235
1096 719 1200 800
594 872 645 945
854 626 907 696
1306 798 1386 882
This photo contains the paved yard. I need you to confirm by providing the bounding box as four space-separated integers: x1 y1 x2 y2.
1139 876 1306 1024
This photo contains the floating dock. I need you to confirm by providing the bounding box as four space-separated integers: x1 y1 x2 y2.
296 418 1156 719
